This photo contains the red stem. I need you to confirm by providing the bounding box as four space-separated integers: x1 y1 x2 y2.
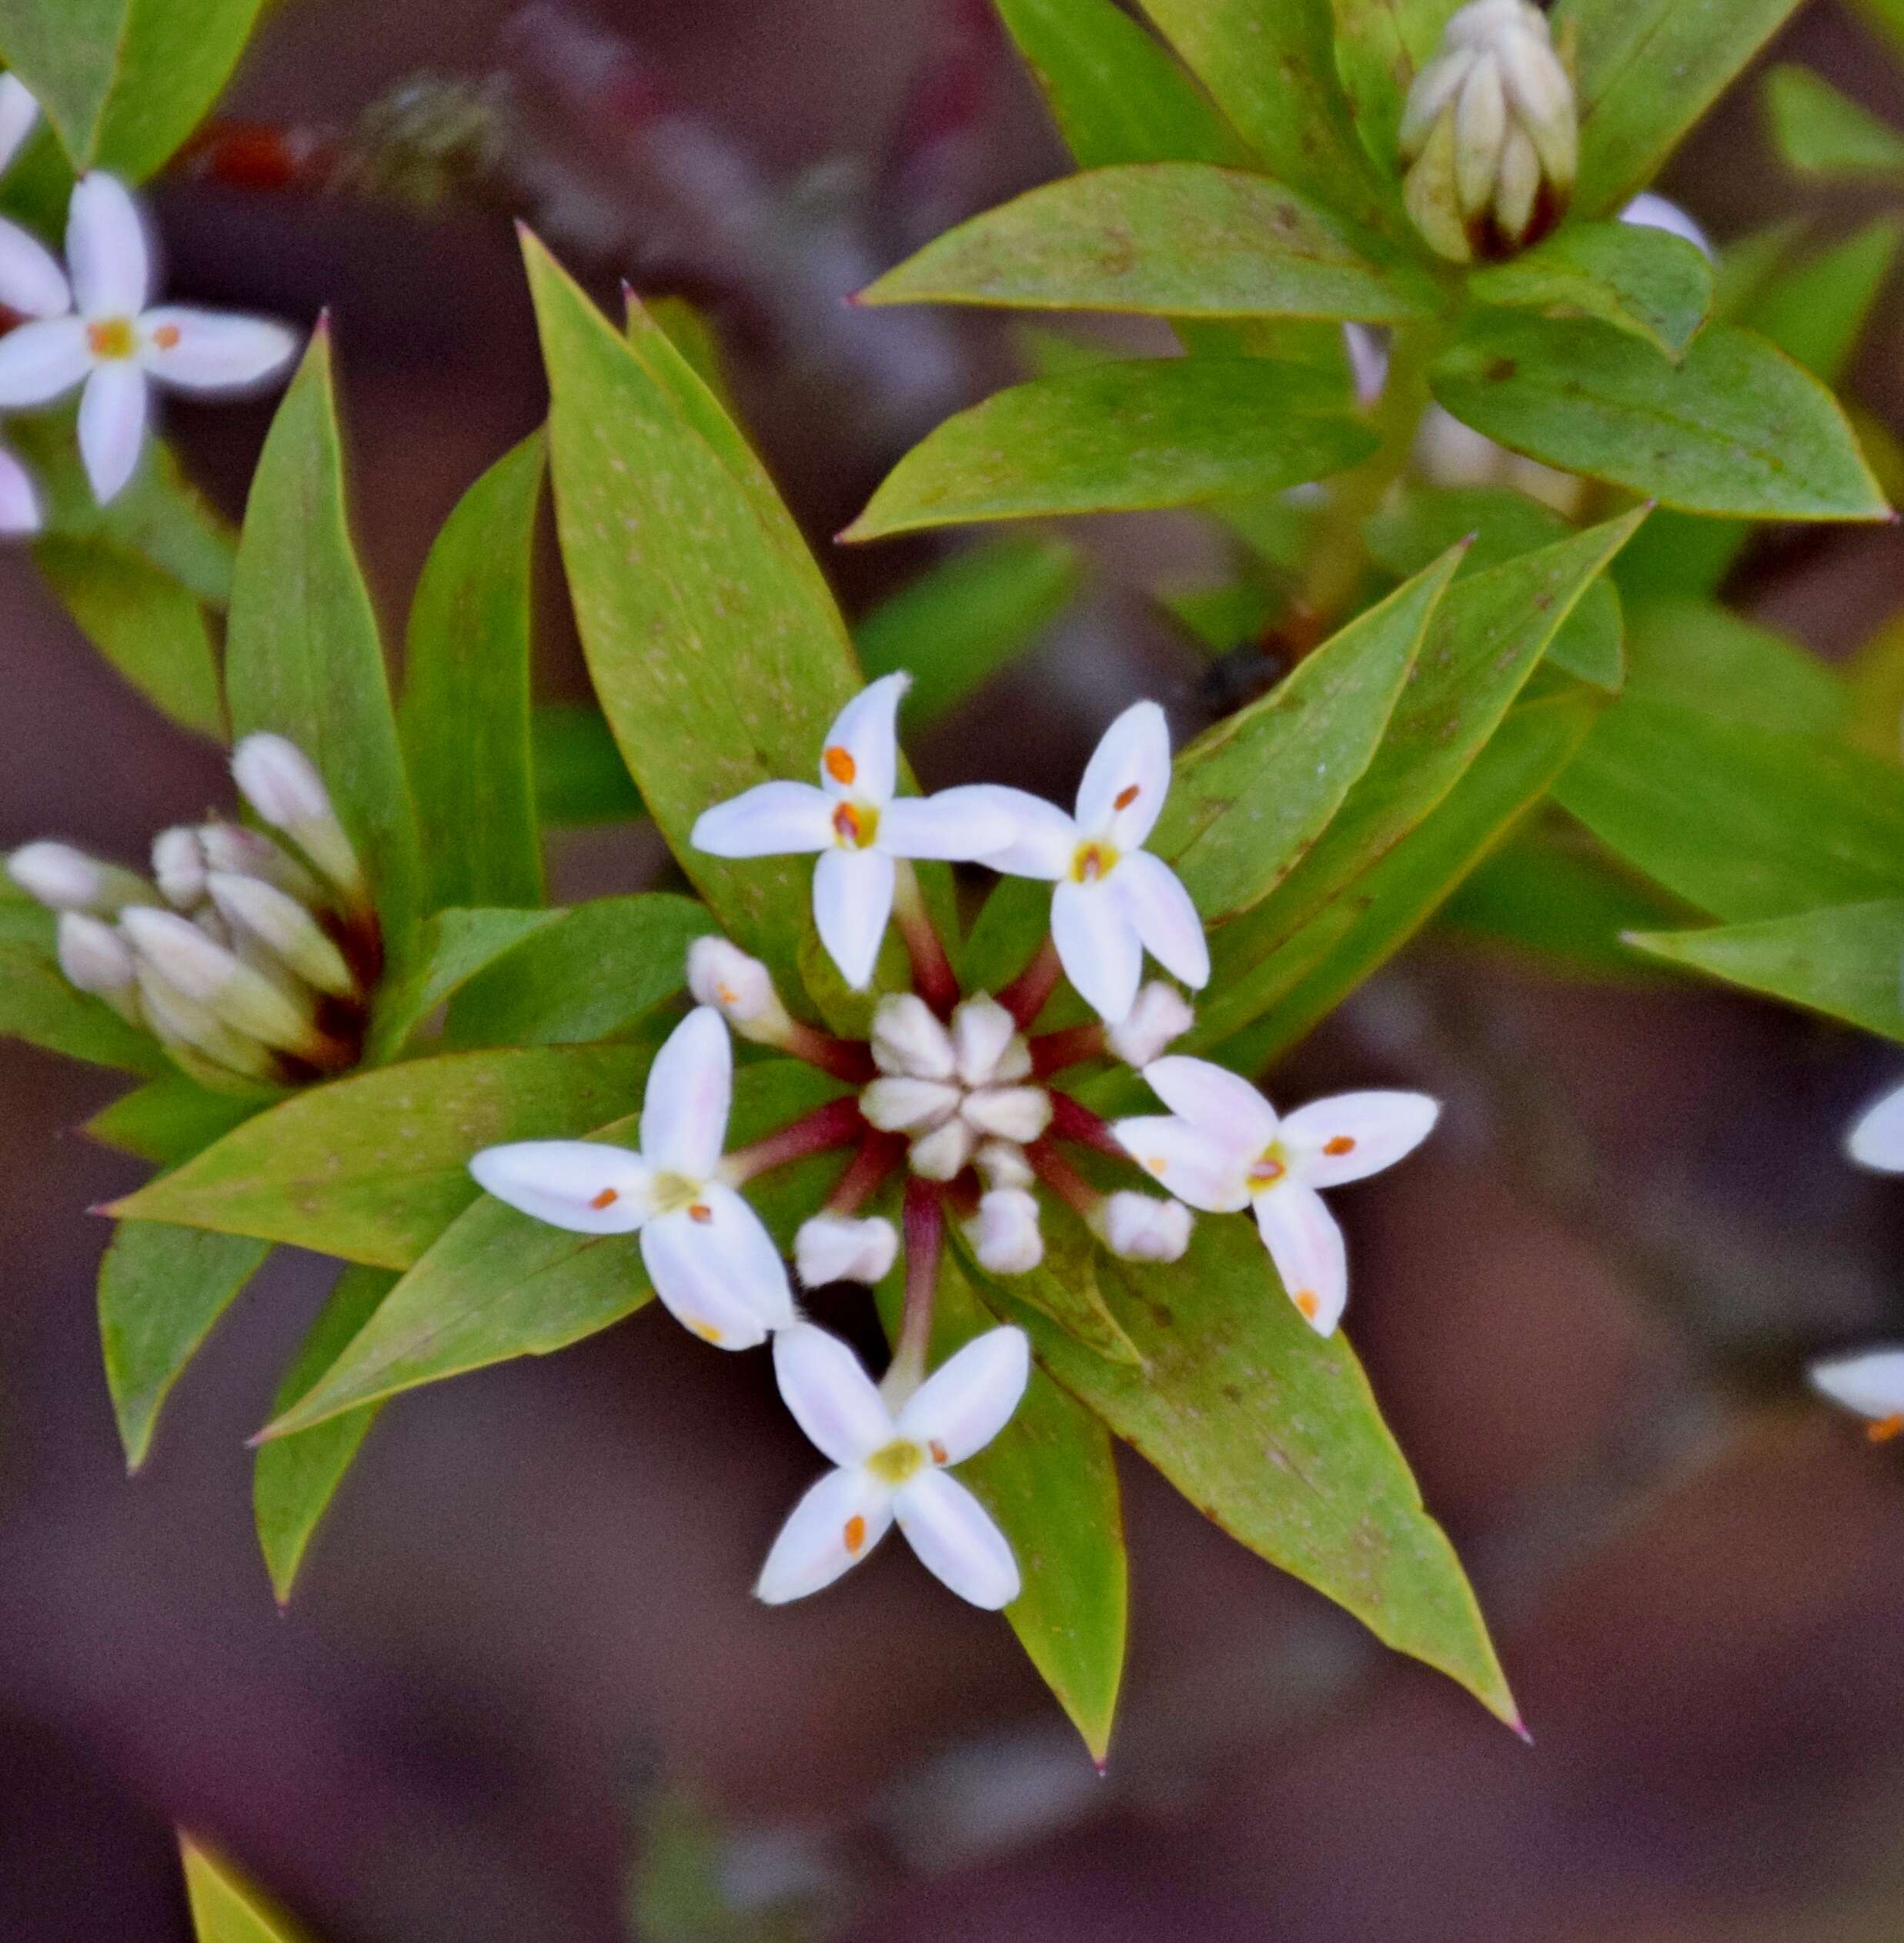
888 1178 946 1396
1049 1091 1125 1160
1030 1022 1104 1077
785 1020 876 1085
999 936 1064 1030
825 1132 904 1216
892 862 961 1018
723 1096 863 1183
1025 1140 1101 1221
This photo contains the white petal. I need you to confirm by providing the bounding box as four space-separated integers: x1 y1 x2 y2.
139 306 299 392
897 1325 1030 1462
793 1214 898 1287
820 672 906 804
1254 1181 1348 1335
0 74 40 177
755 1466 895 1604
1076 699 1171 849
894 1469 1020 1608
877 786 1018 862
1112 1116 1251 1213
1399 48 1475 155
1454 53 1508 216
1622 192 1712 260
959 1084 1051 1143
1847 1082 1904 1173
78 361 149 503
813 846 894 990
1113 849 1209 989
0 443 40 533
690 780 834 857
772 1322 893 1464
965 1186 1044 1274
1141 1054 1278 1153
0 215 69 319
640 1190 793 1347
640 1004 732 1177
950 994 1019 1087
0 315 90 406
1051 878 1142 1024
860 1074 960 1134
68 172 151 318
957 785 1077 880
1281 1090 1440 1187
1809 1347 1904 1424
469 1139 655 1234
909 1115 977 1181
870 991 955 1079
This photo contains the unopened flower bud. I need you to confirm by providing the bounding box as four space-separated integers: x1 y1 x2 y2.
910 1115 977 1182
967 1187 1044 1276
205 871 356 999
55 913 141 1021
133 960 283 1084
120 906 332 1060
1096 1191 1192 1264
1107 982 1194 1068
151 826 209 909
687 936 794 1044
951 993 1026 1086
974 1139 1035 1191
795 1214 899 1287
199 820 324 908
960 1083 1052 1145
231 733 367 904
870 991 955 1080
1399 0 1575 262
8 840 156 915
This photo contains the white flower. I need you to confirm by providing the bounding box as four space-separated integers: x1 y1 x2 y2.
967 703 1207 1026
1095 1190 1191 1264
1107 981 1194 1068
757 1322 1027 1607
0 173 299 505
8 839 156 914
0 75 40 180
795 1214 899 1287
1115 1057 1438 1335
1810 1347 1904 1441
967 1187 1044 1275
1621 192 1713 262
1846 1083 1904 1173
469 1006 796 1350
691 673 1017 988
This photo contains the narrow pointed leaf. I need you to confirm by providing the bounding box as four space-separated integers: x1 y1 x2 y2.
532 705 646 826
1622 599 1847 736
86 1075 269 1166
180 1838 316 1943
1471 221 1714 361
1766 65 1904 177
364 906 563 1061
952 1204 1142 1366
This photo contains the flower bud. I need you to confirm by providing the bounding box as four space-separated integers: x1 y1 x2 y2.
55 912 141 1021
132 960 283 1084
1107 982 1194 1068
795 1214 899 1287
1399 0 1575 262
967 1187 1044 1276
231 733 367 904
861 1074 960 1136
1096 1191 1192 1264
910 1116 977 1182
950 993 1026 1086
870 991 955 1080
150 826 209 909
960 1083 1052 1145
120 906 332 1061
687 936 795 1044
199 820 324 908
974 1139 1035 1192
8 840 155 915
205 871 356 998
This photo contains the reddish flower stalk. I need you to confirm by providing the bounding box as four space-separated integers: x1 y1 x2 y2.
891 864 961 1018
723 1096 863 1184
887 1177 947 1399
1030 1021 1104 1077
1024 1140 1101 1222
825 1131 904 1216
783 1020 876 1085
999 935 1064 1029
1048 1091 1126 1160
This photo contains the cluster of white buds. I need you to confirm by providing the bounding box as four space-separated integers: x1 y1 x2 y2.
8 734 378 1092
1399 0 1578 263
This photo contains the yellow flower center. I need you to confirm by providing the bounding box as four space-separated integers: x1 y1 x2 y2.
832 800 880 850
1071 840 1120 883
88 316 137 360
1248 1145 1288 1190
650 1170 707 1218
866 1437 927 1487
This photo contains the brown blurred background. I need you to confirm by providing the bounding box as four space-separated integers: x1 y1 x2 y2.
8 3 1904 1938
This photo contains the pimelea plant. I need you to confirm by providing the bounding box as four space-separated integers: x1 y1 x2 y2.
8 2 1904 1925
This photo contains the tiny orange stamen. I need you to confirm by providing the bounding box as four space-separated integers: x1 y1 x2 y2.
715 981 737 1005
152 323 182 349
832 802 863 846
929 1440 947 1464
1324 1136 1356 1157
844 1514 867 1554
1868 1414 1904 1444
688 1202 713 1224
1114 783 1140 811
824 745 857 786
590 1187 619 1210
1295 1291 1319 1320
87 317 135 359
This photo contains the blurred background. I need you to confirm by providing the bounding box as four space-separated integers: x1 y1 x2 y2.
8 2 1904 1937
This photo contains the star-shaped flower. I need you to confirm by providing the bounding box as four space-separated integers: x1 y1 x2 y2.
967 701 1208 1025
691 673 1017 988
757 1321 1027 1607
470 1006 796 1350
1115 1058 1438 1335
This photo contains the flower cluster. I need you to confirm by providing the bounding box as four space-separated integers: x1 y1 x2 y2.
8 735 379 1091
469 675 1442 1610
0 81 298 523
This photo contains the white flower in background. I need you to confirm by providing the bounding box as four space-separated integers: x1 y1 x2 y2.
757 1321 1027 1607
968 702 1209 1026
1810 1348 1904 1442
795 1214 899 1287
1621 192 1713 262
0 172 299 505
1094 1190 1192 1264
691 673 1017 989
1107 980 1194 1069
1115 1058 1438 1335
0 74 40 179
470 1006 796 1350
1846 1083 1904 1173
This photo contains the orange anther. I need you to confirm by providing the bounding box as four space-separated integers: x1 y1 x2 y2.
832 802 863 846
152 323 182 350
715 982 737 1005
590 1187 619 1210
1114 783 1140 811
1868 1414 1904 1444
1324 1135 1356 1157
824 745 857 786
929 1440 947 1464
1295 1291 1318 1320
844 1514 867 1554
688 1202 713 1224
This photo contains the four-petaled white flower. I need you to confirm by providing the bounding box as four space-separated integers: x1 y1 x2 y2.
470 1006 795 1350
1810 1347 1904 1442
757 1321 1027 1608
0 172 299 506
691 673 1017 989
969 702 1208 1026
1115 1058 1438 1336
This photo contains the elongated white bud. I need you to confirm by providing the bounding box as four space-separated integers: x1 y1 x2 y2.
8 840 156 914
133 961 283 1083
910 1115 977 1182
205 871 356 998
231 733 367 903
861 1074 959 1135
55 913 142 1024
870 990 956 1080
198 820 324 908
120 906 331 1060
974 1138 1035 1191
686 935 795 1044
967 1187 1044 1276
151 826 209 909
795 1214 899 1287
1095 1191 1192 1264
960 1083 1052 1144
950 994 1025 1087
1108 982 1194 1069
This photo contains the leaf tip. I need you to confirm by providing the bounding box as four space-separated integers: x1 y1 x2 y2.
1507 1711 1535 1747
90 1198 125 1220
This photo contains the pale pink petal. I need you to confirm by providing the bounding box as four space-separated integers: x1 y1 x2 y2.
877 786 1018 862
78 360 149 503
1051 877 1141 1023
640 1197 790 1349
1076 699 1171 848
468 1139 655 1234
0 215 70 318
773 1323 893 1467
1114 849 1208 989
0 75 41 177
1847 1082 1904 1173
894 1469 1020 1608
1113 1116 1251 1213
691 779 834 857
1254 1181 1348 1336
820 672 906 804
1281 1090 1440 1187
68 172 151 318
640 1004 732 1177
813 845 894 990
957 784 1077 880
0 315 90 406
0 444 40 533
1141 1055 1278 1153
139 306 299 392
896 1326 1029 1464
754 1466 894 1603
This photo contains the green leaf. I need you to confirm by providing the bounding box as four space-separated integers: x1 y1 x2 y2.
527 236 863 981
259 1062 841 1434
254 1265 396 1603
845 359 1378 540
994 0 1251 169
0 899 166 1073
1555 696 1904 923
180 1837 316 1943
99 1222 271 1471
531 705 646 826
1850 0 1904 58
953 1204 1141 1367
1555 0 1803 216
1470 220 1714 361
109 1045 651 1269
444 893 712 1048
364 906 562 1060
1431 315 1888 521
1330 0 1465 173
0 0 265 179
1765 65 1904 177
34 536 224 739
994 1214 1516 1726
1628 900 1904 1042
399 434 546 913
85 1073 269 1165
862 165 1433 323
1155 545 1462 920
1622 599 1848 736
855 536 1081 725
225 326 424 963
